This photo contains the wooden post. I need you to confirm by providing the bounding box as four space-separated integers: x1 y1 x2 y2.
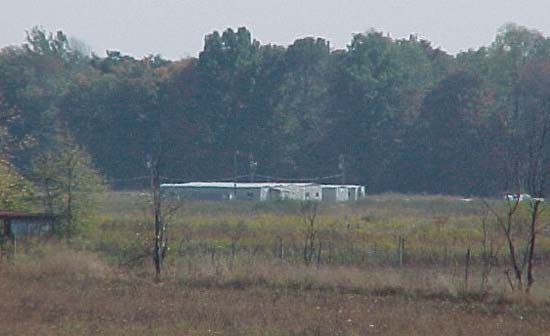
279 236 284 260
464 248 471 291
397 236 400 266
328 240 333 264
210 246 216 264
398 236 405 267
13 233 16 261
316 240 322 268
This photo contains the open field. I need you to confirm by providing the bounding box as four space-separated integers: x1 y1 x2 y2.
1 193 550 335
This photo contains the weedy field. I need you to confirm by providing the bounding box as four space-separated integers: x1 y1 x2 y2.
1 192 550 335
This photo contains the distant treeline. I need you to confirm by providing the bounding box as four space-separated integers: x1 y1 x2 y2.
1 24 550 195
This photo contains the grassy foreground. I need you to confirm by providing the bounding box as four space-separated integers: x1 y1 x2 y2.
1 192 550 335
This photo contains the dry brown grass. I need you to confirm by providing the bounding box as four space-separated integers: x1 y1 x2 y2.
3 192 550 334
1 246 549 336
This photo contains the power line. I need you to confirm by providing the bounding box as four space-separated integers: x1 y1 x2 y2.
107 175 149 183
254 173 343 183
150 173 344 185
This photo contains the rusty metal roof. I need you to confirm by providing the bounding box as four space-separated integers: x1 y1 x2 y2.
0 210 57 219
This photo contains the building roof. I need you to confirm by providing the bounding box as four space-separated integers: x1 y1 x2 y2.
321 184 364 188
161 182 320 189
0 210 57 220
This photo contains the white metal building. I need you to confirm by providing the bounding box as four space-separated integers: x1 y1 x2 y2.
161 182 324 202
346 185 366 201
321 185 350 202
161 182 363 202
320 185 366 202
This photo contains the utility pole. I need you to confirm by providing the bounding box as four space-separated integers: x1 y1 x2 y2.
233 150 239 200
249 154 258 182
338 154 346 184
233 150 240 180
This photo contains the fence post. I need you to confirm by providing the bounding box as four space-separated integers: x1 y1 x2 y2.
464 248 471 291
316 240 322 268
398 237 405 267
279 237 284 260
13 233 16 261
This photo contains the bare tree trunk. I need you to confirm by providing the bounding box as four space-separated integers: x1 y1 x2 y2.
484 198 524 291
65 156 76 237
526 200 541 293
464 248 471 291
480 212 498 293
151 155 163 280
504 219 523 291
301 202 318 266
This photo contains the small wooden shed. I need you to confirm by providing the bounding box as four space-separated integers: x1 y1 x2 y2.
0 211 58 239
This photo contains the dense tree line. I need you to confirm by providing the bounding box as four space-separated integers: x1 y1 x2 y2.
1 24 550 196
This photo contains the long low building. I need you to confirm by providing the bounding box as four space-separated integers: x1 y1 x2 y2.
161 182 365 202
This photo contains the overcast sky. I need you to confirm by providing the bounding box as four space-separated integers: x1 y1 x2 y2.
1 0 549 59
